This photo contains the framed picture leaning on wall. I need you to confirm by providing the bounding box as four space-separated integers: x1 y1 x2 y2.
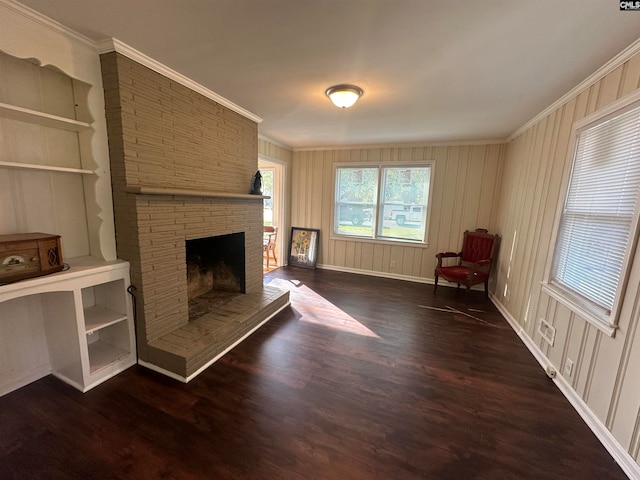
288 227 319 268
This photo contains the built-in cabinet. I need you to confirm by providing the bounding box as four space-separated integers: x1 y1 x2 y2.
83 280 132 374
2 259 136 393
0 1 130 396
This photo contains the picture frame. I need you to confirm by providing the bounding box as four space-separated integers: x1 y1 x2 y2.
288 227 319 268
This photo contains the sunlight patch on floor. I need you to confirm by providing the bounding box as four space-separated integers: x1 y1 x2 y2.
267 277 379 338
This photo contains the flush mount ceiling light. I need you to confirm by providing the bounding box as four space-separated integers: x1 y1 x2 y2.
325 84 363 108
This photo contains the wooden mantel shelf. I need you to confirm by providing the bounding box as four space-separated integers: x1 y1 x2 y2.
125 186 270 200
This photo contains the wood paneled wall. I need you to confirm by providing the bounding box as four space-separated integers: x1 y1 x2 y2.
259 137 293 165
493 47 640 465
291 145 505 280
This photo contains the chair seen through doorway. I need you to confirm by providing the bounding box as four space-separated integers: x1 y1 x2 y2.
263 226 278 268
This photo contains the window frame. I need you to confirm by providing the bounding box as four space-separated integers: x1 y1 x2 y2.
542 91 640 336
331 161 435 246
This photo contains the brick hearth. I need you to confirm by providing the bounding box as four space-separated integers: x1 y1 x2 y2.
147 285 289 379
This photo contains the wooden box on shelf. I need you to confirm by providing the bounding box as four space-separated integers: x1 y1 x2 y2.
0 233 64 284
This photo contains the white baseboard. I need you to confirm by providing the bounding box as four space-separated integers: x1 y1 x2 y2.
316 263 486 291
317 263 431 284
490 293 640 480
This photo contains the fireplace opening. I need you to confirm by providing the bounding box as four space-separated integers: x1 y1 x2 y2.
186 232 245 321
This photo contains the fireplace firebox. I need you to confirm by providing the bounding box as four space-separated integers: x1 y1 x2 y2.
186 233 246 321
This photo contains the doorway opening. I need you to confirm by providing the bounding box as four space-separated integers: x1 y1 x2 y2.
259 158 285 273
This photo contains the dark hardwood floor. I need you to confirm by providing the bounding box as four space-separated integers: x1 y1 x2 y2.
0 267 628 479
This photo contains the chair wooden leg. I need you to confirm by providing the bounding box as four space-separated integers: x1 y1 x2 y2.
265 249 270 268
434 274 439 292
272 249 277 264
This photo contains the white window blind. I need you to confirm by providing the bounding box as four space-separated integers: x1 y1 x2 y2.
551 103 640 317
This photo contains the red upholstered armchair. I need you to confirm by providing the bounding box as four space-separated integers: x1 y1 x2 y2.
434 229 499 297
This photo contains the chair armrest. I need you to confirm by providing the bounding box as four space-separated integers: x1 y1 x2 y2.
467 259 492 276
435 251 461 268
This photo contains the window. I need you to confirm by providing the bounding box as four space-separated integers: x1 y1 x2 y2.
548 99 640 330
334 164 432 243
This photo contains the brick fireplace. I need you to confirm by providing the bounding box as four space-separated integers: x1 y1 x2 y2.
100 50 289 380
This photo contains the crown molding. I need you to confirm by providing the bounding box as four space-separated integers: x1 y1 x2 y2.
292 138 507 152
258 133 506 152
1 0 96 50
508 36 640 142
97 38 262 124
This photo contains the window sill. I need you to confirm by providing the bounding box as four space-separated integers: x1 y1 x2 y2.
329 233 429 248
540 282 617 337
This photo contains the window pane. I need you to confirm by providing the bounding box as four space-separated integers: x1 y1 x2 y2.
335 168 378 237
379 167 430 241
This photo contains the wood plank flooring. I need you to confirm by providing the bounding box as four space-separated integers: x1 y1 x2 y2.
0 267 629 479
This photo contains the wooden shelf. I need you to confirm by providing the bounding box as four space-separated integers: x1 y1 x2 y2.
87 340 130 375
0 102 91 132
125 185 270 200
84 306 127 334
0 161 94 175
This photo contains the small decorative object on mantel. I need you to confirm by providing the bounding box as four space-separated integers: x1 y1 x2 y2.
249 170 263 195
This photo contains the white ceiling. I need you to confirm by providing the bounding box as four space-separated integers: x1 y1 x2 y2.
17 0 640 149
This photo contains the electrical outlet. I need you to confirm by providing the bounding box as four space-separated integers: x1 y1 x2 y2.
564 358 574 377
390 260 396 268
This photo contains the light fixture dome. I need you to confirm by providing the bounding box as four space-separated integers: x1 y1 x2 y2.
325 84 363 108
